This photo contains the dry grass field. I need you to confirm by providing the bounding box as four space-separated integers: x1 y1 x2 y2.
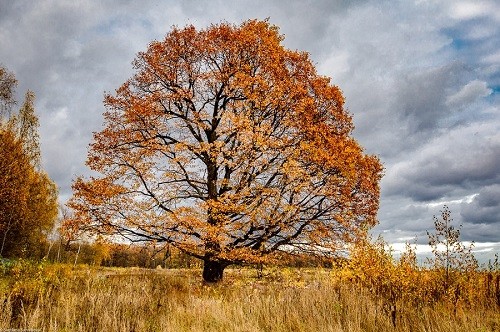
0 260 499 332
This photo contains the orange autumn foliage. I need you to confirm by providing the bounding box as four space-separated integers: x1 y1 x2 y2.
0 66 58 258
339 214 498 324
68 20 383 282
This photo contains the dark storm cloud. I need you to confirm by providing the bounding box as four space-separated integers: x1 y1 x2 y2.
461 185 500 225
384 124 500 201
396 62 470 134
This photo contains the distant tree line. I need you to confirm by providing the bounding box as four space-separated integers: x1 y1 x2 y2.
41 240 201 268
41 238 336 269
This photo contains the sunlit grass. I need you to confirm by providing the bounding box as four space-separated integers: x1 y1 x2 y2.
0 262 498 331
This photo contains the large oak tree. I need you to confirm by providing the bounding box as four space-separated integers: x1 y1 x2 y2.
68 20 383 282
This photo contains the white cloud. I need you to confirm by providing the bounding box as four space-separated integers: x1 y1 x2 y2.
482 50 500 64
417 194 479 208
319 51 350 79
449 1 497 20
446 79 492 107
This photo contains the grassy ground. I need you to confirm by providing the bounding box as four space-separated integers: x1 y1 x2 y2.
0 263 498 331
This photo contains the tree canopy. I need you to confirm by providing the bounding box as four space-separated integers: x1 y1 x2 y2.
68 20 383 282
0 65 17 115
0 65 58 258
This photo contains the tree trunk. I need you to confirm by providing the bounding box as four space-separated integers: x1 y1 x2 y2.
74 243 81 266
202 259 225 283
0 219 13 256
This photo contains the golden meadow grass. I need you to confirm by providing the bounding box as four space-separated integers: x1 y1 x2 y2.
0 261 499 332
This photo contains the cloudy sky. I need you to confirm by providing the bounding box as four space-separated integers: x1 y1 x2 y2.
1 0 498 262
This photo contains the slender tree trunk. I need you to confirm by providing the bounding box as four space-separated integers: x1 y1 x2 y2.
46 240 54 259
56 240 61 262
74 243 81 266
202 259 225 283
0 219 13 256
0 229 7 256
